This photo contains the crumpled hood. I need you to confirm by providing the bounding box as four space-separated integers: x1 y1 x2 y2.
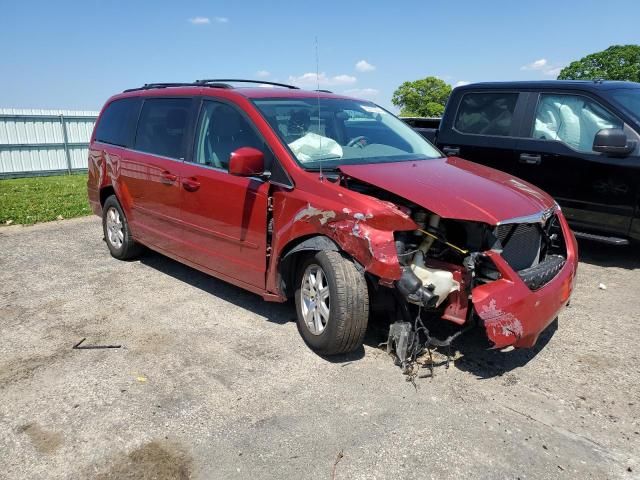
339 157 555 225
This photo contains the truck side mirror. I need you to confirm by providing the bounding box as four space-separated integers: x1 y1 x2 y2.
593 128 636 156
229 147 266 177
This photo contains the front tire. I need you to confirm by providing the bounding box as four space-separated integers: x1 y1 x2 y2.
102 195 142 260
295 251 369 355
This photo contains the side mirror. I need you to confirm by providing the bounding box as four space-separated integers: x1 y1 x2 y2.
229 147 266 177
593 128 636 156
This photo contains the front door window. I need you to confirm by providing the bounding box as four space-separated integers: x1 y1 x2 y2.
532 94 622 153
193 101 262 170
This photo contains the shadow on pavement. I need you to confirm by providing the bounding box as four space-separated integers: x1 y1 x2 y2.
578 239 639 270
319 346 366 363
139 250 293 326
453 319 558 379
140 249 367 363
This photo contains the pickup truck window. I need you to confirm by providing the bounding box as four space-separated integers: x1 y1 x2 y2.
454 92 518 136
253 98 441 170
609 88 640 123
532 94 622 153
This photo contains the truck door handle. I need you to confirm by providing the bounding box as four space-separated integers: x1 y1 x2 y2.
442 146 460 156
182 177 201 192
519 153 542 165
160 171 177 184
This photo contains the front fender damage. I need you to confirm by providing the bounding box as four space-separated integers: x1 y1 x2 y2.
290 199 576 380
292 202 415 281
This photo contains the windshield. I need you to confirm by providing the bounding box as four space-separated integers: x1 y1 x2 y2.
609 88 640 122
253 98 442 170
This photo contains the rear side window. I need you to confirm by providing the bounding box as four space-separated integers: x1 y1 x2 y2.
454 92 519 136
94 98 141 147
134 98 192 159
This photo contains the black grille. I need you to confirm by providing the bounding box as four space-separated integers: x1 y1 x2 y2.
518 254 565 290
496 223 542 271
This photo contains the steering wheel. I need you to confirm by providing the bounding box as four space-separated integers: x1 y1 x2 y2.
347 136 371 148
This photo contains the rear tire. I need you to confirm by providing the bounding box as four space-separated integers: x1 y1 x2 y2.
102 195 142 260
295 251 369 355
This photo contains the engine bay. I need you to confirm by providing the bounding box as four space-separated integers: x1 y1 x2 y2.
341 176 568 372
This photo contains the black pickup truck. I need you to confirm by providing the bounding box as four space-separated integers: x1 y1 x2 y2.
403 81 640 245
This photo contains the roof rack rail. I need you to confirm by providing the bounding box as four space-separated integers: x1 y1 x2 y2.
122 82 233 93
195 79 300 89
122 79 300 93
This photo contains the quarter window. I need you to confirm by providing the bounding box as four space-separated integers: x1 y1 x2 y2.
134 98 192 159
532 94 623 153
193 101 263 170
455 93 519 136
94 98 141 147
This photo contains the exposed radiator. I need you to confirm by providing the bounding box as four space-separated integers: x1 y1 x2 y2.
496 223 542 271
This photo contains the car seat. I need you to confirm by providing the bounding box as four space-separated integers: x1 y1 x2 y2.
533 97 560 141
556 98 582 150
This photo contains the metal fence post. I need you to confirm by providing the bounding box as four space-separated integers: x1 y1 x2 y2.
59 114 72 174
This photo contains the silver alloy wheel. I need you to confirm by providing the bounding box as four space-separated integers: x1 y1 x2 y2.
105 206 124 249
300 264 331 335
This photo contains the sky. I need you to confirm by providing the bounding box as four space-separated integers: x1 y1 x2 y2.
1 0 639 112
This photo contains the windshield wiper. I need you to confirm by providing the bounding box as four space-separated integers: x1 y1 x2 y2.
310 155 343 162
304 165 339 172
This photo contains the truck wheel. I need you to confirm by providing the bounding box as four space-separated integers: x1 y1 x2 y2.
295 251 369 355
102 195 142 260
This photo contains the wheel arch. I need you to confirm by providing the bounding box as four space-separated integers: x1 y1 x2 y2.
99 184 116 209
278 234 342 298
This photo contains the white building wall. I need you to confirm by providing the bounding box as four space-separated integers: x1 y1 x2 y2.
0 108 99 178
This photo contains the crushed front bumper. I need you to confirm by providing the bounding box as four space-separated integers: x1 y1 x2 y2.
472 211 578 349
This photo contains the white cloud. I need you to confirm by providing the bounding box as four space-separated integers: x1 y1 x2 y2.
521 58 548 71
355 60 376 72
343 88 380 99
256 70 270 78
332 74 357 84
521 58 564 77
189 17 211 25
288 72 357 87
455 80 471 87
213 16 229 23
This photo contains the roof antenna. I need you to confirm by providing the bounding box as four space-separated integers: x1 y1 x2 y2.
315 36 324 182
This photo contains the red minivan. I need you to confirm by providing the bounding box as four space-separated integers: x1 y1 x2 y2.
88 79 578 363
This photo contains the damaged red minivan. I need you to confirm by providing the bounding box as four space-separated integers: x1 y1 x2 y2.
88 79 578 362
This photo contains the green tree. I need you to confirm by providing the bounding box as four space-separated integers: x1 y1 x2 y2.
557 45 640 82
392 76 452 117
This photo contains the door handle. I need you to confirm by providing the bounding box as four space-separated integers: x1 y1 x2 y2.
160 171 177 184
182 177 201 192
519 153 542 165
442 146 460 156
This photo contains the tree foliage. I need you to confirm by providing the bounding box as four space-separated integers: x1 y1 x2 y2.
392 76 452 117
557 45 640 82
